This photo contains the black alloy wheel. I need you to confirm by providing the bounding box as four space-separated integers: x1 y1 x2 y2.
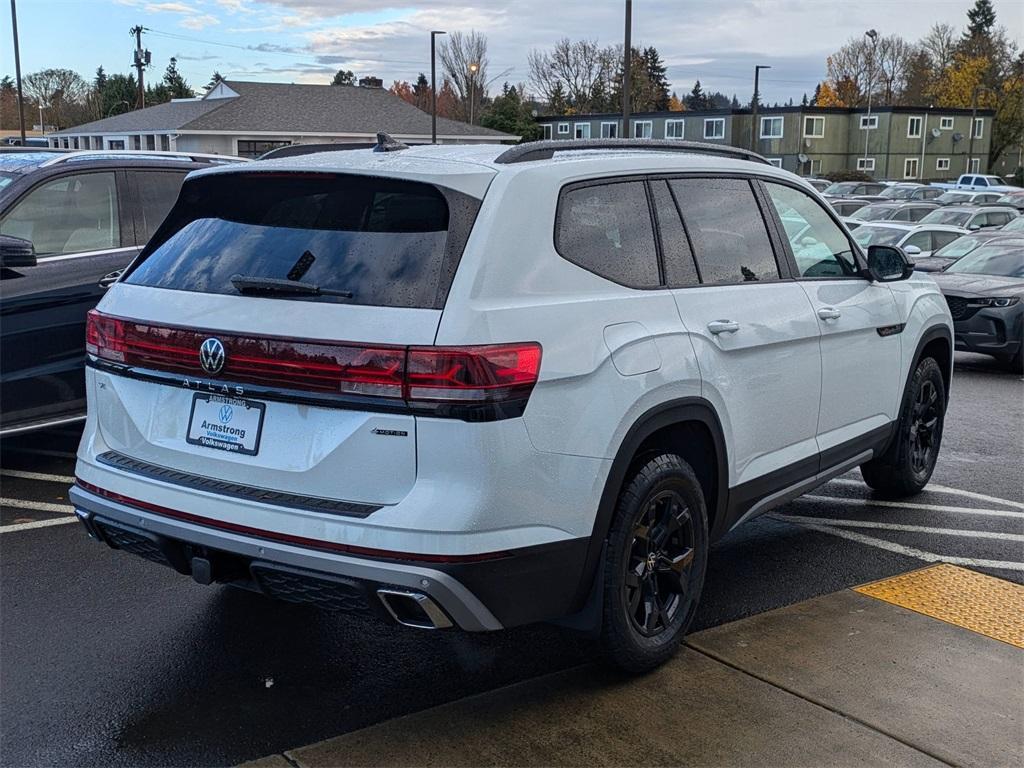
908 378 940 475
622 490 695 637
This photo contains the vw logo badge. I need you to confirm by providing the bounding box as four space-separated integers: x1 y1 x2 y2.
219 404 234 423
199 337 226 376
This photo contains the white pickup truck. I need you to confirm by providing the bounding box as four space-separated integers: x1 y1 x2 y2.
931 174 1020 193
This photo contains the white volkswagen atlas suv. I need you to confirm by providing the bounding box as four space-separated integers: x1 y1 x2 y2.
71 137 953 671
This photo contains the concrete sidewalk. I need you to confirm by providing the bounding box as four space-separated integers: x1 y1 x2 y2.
246 565 1023 768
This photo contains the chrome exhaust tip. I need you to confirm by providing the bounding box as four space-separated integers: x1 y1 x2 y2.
377 589 453 630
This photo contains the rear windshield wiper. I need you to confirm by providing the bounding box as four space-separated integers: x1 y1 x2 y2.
229 274 353 299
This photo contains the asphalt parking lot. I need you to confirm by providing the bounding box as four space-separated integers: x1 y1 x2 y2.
1 352 1021 768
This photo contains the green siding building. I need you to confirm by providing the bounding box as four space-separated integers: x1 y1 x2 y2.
537 106 995 182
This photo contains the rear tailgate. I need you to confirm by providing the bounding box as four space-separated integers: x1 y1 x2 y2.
85 169 485 507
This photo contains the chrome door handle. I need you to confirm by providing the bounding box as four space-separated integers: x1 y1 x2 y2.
817 307 842 321
708 320 740 335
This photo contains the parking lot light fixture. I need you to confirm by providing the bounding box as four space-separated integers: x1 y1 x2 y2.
863 29 879 169
751 65 771 152
468 62 479 125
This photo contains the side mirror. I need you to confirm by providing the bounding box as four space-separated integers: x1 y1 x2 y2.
865 244 914 282
968 223 981 230
0 234 37 269
903 244 922 256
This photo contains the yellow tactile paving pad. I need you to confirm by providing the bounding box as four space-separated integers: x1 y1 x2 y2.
854 563 1024 649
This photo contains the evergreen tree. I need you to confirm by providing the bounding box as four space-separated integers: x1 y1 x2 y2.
481 82 541 142
162 58 193 99
965 0 996 38
811 83 821 106
94 66 107 93
413 73 431 111
801 93 808 106
206 71 224 91
730 94 741 109
331 69 356 86
642 46 670 110
547 80 568 114
686 80 708 110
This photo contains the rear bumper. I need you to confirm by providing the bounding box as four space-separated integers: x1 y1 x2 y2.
69 485 590 631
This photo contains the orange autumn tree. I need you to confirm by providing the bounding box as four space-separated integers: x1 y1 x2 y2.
815 80 846 107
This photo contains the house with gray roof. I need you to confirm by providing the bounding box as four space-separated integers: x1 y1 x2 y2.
51 80 514 158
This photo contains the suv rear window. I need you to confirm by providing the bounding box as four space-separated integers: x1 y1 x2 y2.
125 172 479 309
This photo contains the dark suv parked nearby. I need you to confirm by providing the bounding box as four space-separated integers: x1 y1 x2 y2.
0 150 246 435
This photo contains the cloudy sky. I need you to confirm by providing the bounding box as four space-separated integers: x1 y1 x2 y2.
3 0 1022 104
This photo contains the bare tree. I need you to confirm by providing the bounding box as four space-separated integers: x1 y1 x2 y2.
23 68 88 129
876 36 915 104
439 30 488 123
921 23 957 72
528 38 620 113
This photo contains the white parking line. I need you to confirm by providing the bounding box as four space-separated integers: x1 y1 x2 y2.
789 520 1024 572
0 498 74 514
798 494 1024 520
0 517 78 533
827 477 1024 510
774 515 1024 542
1 469 76 484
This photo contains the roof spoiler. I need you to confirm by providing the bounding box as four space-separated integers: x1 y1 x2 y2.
493 138 769 165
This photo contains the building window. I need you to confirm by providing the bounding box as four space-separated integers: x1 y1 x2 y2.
767 158 783 168
936 158 950 171
939 116 954 130
810 159 822 175
542 124 553 140
907 116 923 138
236 140 291 159
132 135 141 150
557 122 569 135
160 134 170 151
633 120 653 139
107 139 125 150
969 157 980 173
574 123 591 139
145 135 155 150
665 119 685 139
600 121 619 139
72 137 79 149
760 116 783 139
703 118 725 139
904 157 920 179
972 118 983 139
857 157 875 171
860 115 878 130
803 116 825 138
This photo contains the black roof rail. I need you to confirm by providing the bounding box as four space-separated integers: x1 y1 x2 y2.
258 142 376 160
493 138 770 165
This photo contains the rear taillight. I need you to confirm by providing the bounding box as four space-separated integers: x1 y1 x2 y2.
85 310 542 420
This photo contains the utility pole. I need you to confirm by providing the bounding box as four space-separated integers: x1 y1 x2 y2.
430 30 445 144
468 63 478 125
967 85 991 175
131 25 150 110
622 0 632 139
750 65 770 152
10 0 27 144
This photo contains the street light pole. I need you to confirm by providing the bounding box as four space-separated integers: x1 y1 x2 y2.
430 30 445 144
468 63 479 126
10 0 27 145
862 29 879 168
751 65 771 152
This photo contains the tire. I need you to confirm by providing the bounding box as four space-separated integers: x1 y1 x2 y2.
1000 349 1023 374
860 356 946 497
600 454 709 673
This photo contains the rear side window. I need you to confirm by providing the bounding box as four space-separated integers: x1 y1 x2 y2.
125 173 479 309
668 178 779 283
555 181 659 288
132 170 188 243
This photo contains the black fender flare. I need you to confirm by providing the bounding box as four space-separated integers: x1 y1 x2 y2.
571 397 729 610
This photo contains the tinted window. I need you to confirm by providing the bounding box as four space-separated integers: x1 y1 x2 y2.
126 173 475 309
890 208 912 222
669 178 778 283
988 211 1012 226
948 244 1024 277
133 170 188 243
650 180 699 287
763 182 857 277
907 207 933 222
921 209 970 226
853 225 904 247
0 171 120 255
903 231 932 252
556 181 659 287
932 230 963 251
